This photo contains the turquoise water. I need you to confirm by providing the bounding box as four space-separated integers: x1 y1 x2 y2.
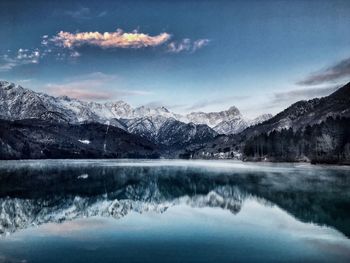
0 160 350 263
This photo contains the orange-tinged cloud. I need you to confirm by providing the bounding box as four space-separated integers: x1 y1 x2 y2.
52 29 171 49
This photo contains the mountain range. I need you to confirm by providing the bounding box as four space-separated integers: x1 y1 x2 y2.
0 80 271 135
190 82 350 164
0 80 349 164
0 80 270 150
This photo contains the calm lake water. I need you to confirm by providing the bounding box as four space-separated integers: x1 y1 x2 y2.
0 160 350 263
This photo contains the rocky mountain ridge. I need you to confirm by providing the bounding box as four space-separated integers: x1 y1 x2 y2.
189 82 350 164
0 80 271 135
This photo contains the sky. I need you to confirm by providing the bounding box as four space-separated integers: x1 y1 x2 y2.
0 0 350 118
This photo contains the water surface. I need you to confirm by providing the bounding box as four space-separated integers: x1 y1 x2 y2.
0 160 350 263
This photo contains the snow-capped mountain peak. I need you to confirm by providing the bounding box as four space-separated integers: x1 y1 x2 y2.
0 80 272 135
185 106 242 128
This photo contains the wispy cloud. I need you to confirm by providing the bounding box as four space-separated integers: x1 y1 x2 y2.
41 35 49 46
167 39 191 53
273 85 339 103
63 7 107 20
193 39 210 51
64 7 90 19
298 57 350 85
0 44 81 71
167 38 210 53
48 85 114 100
97 11 108 18
247 85 340 115
44 72 153 101
16 78 33 84
0 49 41 71
142 100 186 110
237 83 342 118
51 29 171 49
184 95 248 112
42 34 81 60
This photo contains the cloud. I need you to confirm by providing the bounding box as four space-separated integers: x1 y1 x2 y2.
49 85 151 100
0 46 78 72
41 34 82 60
48 85 113 100
64 7 90 19
70 51 81 58
236 85 341 118
63 7 107 20
0 59 17 71
184 95 248 112
167 38 191 53
167 38 210 53
97 11 108 18
0 29 208 72
142 100 186 110
44 72 153 101
49 29 209 55
16 78 33 84
0 49 41 71
248 85 340 115
16 48 40 62
41 35 49 46
51 29 171 49
273 85 339 103
193 39 210 51
298 57 350 85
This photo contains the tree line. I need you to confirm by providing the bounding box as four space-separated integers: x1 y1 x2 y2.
243 116 350 164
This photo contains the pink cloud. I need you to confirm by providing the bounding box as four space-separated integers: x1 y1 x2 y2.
49 86 112 100
45 72 153 101
51 29 171 49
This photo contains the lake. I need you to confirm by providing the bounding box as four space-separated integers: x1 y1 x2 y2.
0 159 350 263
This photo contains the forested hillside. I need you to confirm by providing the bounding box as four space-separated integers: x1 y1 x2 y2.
243 117 350 164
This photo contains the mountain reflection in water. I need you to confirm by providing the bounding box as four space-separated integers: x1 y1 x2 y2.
0 160 349 236
0 160 350 263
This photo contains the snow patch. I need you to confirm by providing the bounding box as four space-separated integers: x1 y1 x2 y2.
77 174 89 179
78 139 90 144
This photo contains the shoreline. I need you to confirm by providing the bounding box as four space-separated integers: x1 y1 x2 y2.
0 158 349 168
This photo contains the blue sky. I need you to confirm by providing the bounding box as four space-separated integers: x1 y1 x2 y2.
1 0 350 117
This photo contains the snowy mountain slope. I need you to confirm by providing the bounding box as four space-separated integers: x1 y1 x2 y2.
185 107 273 135
213 117 248 135
249 114 274 126
0 81 126 128
0 81 184 125
0 80 271 136
212 113 273 135
122 115 170 142
155 118 218 147
185 106 241 127
120 116 218 148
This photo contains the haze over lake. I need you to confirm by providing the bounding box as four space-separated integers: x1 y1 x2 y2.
0 160 350 263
